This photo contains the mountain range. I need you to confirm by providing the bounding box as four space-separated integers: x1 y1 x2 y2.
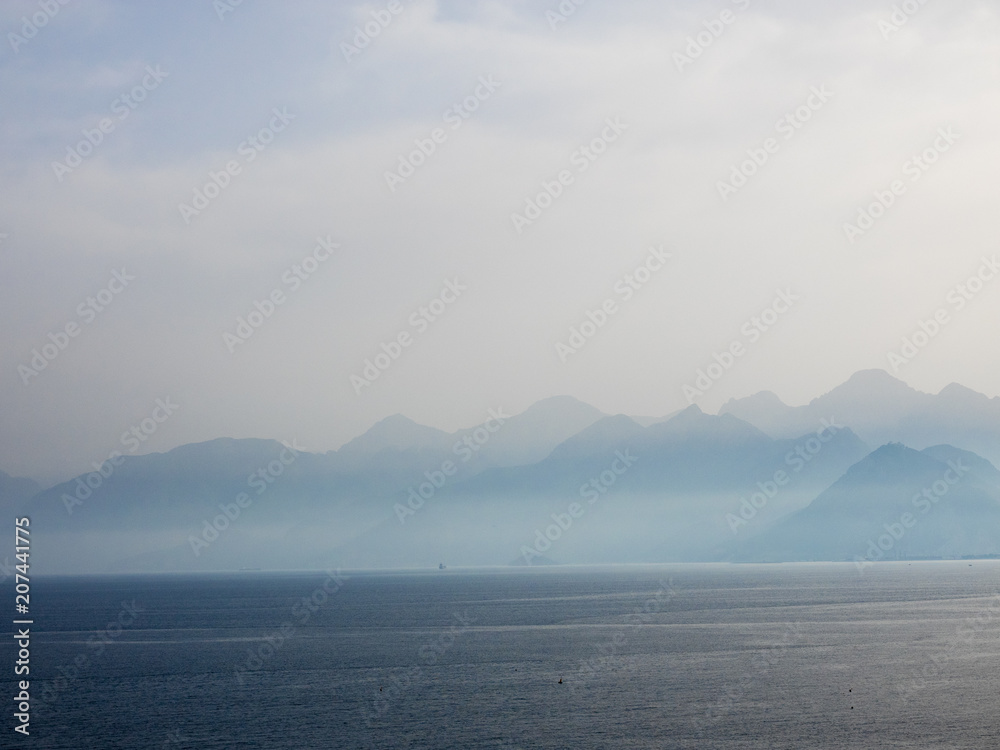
721 369 1000 466
4 370 1000 573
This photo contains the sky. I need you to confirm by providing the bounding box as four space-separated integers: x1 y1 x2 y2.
1 0 998 483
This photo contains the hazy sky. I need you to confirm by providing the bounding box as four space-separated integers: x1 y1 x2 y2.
2 0 998 482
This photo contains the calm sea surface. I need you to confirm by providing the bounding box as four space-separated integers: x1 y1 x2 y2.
4 562 1000 749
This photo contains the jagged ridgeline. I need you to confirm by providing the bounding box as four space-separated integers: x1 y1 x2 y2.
6 371 1000 572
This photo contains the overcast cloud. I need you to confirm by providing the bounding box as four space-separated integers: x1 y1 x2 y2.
2 0 998 482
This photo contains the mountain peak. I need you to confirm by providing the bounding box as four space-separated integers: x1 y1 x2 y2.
870 441 911 456
807 370 923 417
721 390 787 410
655 403 768 442
937 382 990 403
655 404 717 432
674 403 704 418
547 414 644 458
516 395 605 421
524 394 598 409
733 439 1000 562
718 390 796 438
372 413 423 430
829 369 913 396
337 414 450 459
838 442 929 485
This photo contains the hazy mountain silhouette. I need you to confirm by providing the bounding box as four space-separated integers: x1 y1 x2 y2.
629 409 682 427
0 470 41 519
317 408 870 569
721 369 1000 465
329 395 604 474
466 395 606 468
730 443 1000 562
12 372 1000 572
17 398 605 573
22 437 356 573
335 414 453 463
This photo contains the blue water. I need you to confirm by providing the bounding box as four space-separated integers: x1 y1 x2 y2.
4 562 1000 748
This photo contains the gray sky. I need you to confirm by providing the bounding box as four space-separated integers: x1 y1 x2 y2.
2 0 998 482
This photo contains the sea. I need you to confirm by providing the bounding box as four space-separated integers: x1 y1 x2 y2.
4 561 1000 749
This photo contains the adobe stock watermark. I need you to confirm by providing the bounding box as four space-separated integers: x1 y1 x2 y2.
359 610 477 727
350 278 467 394
384 75 501 192
843 127 959 243
62 397 181 515
682 288 799 404
339 0 413 63
510 117 628 235
19 267 136 385
546 0 588 30
214 0 244 21
673 0 751 72
178 107 295 224
886 254 999 372
0 556 18 584
188 440 304 556
726 418 844 534
162 730 189 747
853 456 970 572
51 65 168 182
520 449 638 564
878 0 932 40
234 569 348 685
555 245 672 363
224 235 339 353
394 408 511 524
716 84 832 201
7 0 71 54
